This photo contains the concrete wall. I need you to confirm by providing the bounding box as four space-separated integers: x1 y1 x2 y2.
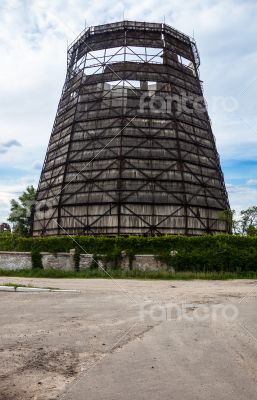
0 251 171 272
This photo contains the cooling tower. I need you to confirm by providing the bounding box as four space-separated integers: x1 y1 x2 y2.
32 21 230 236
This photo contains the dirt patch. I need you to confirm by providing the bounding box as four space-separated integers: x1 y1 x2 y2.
0 346 79 400
24 348 78 376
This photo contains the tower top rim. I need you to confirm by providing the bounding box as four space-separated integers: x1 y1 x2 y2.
68 20 195 51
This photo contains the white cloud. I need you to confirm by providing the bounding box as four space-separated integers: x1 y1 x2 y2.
32 161 43 170
246 179 257 186
227 184 257 215
0 0 257 219
0 139 21 154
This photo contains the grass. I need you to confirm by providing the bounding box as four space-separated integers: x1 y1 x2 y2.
0 281 59 290
1 282 29 288
0 268 257 280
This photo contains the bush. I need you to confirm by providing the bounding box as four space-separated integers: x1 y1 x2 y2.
90 254 101 270
31 249 43 269
73 247 81 272
0 234 257 273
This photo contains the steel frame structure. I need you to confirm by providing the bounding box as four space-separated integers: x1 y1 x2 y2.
32 21 230 236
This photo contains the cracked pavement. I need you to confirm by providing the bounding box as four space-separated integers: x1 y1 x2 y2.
0 278 257 399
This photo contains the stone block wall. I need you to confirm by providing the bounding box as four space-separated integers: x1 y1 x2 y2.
0 251 171 272
41 252 75 271
131 255 167 271
0 252 32 270
79 254 94 270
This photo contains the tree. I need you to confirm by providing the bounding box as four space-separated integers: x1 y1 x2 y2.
240 206 257 235
0 222 11 233
218 209 239 234
8 186 36 236
246 224 257 236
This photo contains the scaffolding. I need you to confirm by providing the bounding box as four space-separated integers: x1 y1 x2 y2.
32 21 230 236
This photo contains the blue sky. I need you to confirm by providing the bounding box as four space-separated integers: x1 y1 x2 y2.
0 0 257 221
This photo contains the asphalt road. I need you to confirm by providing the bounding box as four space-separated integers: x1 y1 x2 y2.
0 278 257 400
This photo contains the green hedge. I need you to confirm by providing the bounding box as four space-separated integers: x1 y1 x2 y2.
0 234 257 272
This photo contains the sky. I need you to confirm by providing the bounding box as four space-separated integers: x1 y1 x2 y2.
0 0 257 222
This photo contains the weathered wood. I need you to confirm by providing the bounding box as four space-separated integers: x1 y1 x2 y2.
32 21 230 236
